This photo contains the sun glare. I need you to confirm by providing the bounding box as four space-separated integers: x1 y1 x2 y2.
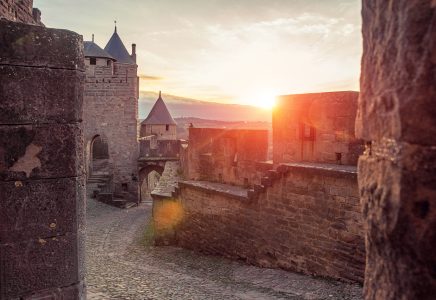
240 91 277 109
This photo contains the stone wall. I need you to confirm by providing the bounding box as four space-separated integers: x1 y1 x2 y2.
0 19 85 299
174 163 365 283
357 1 436 299
184 128 268 187
139 139 181 158
274 91 363 166
84 58 139 201
0 0 42 25
140 124 177 140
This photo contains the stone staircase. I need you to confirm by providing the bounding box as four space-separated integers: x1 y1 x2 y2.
87 159 136 209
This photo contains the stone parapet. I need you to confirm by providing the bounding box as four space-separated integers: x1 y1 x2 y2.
0 19 83 70
172 161 364 283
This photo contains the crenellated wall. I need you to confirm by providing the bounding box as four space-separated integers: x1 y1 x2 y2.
170 162 365 283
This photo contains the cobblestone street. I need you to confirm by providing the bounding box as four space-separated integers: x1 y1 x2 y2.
86 196 363 300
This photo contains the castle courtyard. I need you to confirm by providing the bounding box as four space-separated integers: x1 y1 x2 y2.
85 187 362 300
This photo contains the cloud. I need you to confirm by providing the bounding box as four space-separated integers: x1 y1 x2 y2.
139 74 163 80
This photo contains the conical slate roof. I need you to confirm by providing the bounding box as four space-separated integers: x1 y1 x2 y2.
142 92 176 125
84 41 114 60
104 27 135 64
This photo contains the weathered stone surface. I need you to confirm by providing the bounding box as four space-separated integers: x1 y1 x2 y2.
139 139 181 158
178 180 249 201
357 1 436 145
21 281 86 300
0 124 84 181
359 142 436 299
0 177 85 243
274 91 363 165
0 0 43 25
0 19 84 70
0 66 84 124
0 234 81 299
358 1 436 299
184 128 268 187
0 14 85 299
151 161 180 199
277 162 358 179
175 164 365 283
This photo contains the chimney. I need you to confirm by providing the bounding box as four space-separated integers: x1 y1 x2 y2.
32 8 41 24
131 43 136 63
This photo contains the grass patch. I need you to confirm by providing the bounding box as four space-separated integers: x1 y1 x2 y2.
140 220 155 248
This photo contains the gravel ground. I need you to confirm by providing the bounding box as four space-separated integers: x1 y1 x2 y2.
85 194 363 300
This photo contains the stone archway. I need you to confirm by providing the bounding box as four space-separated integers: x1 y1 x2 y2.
89 135 109 176
139 165 164 202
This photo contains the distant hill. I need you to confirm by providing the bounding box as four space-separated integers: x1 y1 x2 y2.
139 91 271 122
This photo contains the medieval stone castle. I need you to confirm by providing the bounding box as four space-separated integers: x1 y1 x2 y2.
0 0 434 299
83 26 139 204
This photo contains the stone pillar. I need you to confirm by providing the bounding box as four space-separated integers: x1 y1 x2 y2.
357 1 436 299
0 20 86 299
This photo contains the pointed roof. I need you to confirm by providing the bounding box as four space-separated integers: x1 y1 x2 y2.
142 92 177 125
104 25 135 64
84 41 115 60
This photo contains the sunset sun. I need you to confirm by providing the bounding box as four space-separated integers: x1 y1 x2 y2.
240 91 277 109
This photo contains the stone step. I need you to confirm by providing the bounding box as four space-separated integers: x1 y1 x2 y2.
124 202 137 209
87 179 107 184
112 198 127 208
88 175 110 179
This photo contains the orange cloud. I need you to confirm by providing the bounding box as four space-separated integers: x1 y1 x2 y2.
139 74 163 80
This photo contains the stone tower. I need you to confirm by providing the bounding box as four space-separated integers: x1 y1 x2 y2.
140 91 177 140
83 25 139 202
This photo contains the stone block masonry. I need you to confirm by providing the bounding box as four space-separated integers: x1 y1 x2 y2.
184 128 269 187
0 19 85 299
84 55 139 201
0 0 42 25
357 1 436 299
274 91 363 166
174 163 365 283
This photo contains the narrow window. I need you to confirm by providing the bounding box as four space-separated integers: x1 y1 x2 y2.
335 152 342 165
166 124 169 131
107 60 111 66
300 123 315 141
90 57 96 65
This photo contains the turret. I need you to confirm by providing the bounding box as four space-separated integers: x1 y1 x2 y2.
104 23 136 65
140 91 177 140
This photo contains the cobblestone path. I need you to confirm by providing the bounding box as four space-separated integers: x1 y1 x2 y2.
86 197 363 300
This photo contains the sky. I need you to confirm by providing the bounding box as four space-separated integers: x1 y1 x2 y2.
34 0 362 108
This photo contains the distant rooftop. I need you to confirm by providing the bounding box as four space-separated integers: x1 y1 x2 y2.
104 26 135 64
83 41 114 60
142 92 177 125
